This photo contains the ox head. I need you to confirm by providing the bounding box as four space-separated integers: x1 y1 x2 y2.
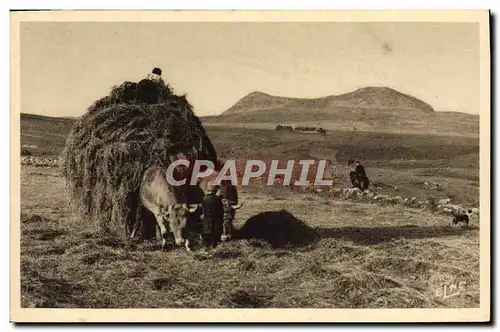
165 203 199 246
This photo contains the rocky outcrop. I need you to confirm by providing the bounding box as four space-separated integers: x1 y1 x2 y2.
21 156 59 167
301 185 478 216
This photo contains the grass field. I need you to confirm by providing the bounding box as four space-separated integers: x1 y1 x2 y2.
20 118 480 308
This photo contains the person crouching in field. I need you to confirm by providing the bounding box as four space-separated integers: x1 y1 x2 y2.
200 181 224 249
349 160 370 190
218 180 239 242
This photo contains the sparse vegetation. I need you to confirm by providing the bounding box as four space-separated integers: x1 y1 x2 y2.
20 108 479 309
21 167 479 308
275 124 293 132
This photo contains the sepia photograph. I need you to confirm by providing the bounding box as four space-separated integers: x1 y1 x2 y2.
10 10 490 323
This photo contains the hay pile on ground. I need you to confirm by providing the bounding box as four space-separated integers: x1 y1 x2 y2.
234 210 319 248
61 79 218 237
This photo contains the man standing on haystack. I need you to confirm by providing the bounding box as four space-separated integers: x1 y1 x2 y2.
147 67 163 82
135 67 163 104
200 181 224 249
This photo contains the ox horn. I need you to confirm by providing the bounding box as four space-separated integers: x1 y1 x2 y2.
231 202 243 210
183 203 200 213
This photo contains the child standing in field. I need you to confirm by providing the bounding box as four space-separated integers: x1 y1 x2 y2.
200 181 224 249
219 180 239 241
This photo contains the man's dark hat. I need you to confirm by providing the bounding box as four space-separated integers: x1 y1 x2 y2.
152 67 162 76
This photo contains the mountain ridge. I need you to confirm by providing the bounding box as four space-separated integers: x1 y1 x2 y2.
209 86 478 136
223 86 436 115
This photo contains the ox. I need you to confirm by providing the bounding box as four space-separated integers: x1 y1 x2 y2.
137 166 199 250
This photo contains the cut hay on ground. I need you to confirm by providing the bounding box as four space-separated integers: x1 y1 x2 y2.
61 80 218 237
234 210 319 248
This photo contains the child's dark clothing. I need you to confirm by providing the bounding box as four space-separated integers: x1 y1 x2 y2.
201 192 223 248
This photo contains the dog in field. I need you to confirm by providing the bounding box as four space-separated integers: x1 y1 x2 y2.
451 209 473 227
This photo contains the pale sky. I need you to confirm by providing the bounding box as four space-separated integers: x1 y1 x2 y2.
20 22 479 117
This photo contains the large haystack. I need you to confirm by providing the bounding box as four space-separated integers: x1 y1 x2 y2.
61 78 218 237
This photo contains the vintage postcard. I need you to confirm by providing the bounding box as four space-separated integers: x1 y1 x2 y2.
10 10 490 323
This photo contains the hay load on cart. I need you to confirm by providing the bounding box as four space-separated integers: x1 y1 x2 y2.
61 68 218 238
